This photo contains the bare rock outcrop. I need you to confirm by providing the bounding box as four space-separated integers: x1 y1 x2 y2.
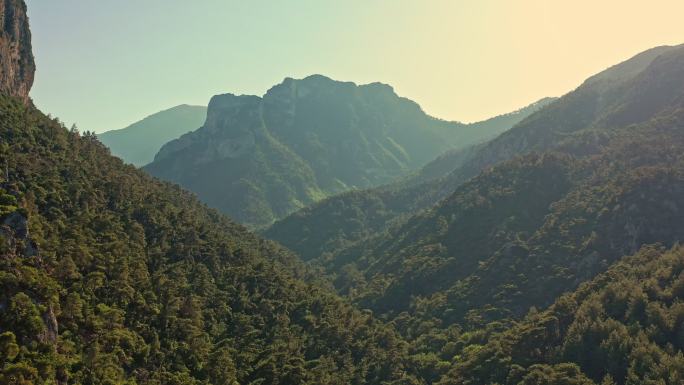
0 0 34 103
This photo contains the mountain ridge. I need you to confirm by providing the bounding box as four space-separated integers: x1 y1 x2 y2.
98 104 207 166
266 43 684 332
146 74 549 227
266 44 684 263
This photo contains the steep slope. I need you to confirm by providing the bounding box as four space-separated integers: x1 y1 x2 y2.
263 176 445 262
145 93 326 228
348 113 684 320
0 5 426 384
264 99 556 261
438 244 684 385
97 104 207 166
267 44 684 265
446 43 684 185
3 77 431 385
0 98 421 384
145 75 546 228
268 44 684 331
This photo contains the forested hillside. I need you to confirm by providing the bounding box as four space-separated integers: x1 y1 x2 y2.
267 44 684 274
0 95 428 384
266 44 684 352
6 1 684 384
265 45 684 385
343 109 684 324
438 244 684 385
0 5 429 381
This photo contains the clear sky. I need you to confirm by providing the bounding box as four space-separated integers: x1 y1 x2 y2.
26 0 684 133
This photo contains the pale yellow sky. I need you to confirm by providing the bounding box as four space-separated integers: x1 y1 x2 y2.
379 0 684 122
27 0 684 130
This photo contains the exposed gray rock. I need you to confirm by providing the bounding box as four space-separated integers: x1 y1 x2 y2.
154 94 261 165
39 304 58 344
3 210 27 238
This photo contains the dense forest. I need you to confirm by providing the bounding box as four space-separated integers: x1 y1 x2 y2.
437 244 684 385
0 96 424 384
3 1 684 384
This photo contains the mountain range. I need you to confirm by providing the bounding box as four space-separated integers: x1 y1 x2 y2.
267 43 684 384
3 1 684 384
267 43 684 266
97 104 207 166
0 5 424 383
144 76 551 228
265 42 684 377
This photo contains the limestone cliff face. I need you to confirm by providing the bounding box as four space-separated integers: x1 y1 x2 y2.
146 91 321 227
0 0 34 103
154 94 261 165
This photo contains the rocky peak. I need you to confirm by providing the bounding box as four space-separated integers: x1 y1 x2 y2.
264 74 356 103
154 94 262 163
359 81 395 95
0 0 34 103
204 93 262 134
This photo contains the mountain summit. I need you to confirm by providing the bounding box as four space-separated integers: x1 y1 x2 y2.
145 75 548 227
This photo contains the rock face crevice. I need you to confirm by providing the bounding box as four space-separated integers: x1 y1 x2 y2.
0 0 34 103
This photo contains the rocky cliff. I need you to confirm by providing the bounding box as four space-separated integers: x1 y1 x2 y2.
0 0 34 103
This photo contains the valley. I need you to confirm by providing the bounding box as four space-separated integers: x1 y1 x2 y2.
3 1 684 384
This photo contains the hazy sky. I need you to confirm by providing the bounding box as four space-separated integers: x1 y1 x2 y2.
26 0 684 133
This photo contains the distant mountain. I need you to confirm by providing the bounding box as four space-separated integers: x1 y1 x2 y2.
408 97 557 185
266 44 684 263
459 97 558 149
442 44 684 184
98 104 207 166
267 44 684 327
144 75 549 228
